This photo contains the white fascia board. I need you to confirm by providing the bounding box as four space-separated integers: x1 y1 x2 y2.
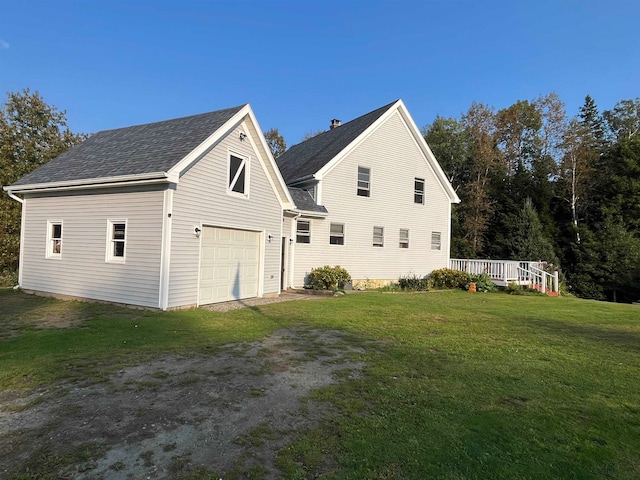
245 107 295 209
293 210 328 219
169 105 250 178
396 99 461 204
315 100 402 180
5 173 172 194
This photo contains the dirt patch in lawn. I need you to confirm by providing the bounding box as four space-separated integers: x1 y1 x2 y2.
0 327 367 479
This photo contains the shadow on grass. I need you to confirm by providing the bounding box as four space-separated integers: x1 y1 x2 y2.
520 316 640 353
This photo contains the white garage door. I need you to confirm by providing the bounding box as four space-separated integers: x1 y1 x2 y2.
199 227 260 305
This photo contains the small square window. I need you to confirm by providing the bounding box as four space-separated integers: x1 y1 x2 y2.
399 229 409 248
373 226 384 247
357 166 370 197
415 178 425 204
106 220 127 263
296 220 311 244
330 223 344 245
228 153 249 196
431 231 442 250
46 221 62 258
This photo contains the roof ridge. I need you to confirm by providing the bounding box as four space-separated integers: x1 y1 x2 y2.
95 104 248 134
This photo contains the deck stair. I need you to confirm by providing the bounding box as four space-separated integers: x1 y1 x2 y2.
450 259 559 296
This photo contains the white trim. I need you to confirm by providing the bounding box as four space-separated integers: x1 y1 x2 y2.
227 150 250 198
4 172 172 194
18 197 26 286
46 220 63 259
241 118 294 209
105 219 128 264
373 226 384 247
158 187 174 310
195 220 203 307
395 100 460 203
258 230 265 298
296 219 311 244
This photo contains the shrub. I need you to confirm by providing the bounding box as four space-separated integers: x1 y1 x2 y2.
398 273 429 291
306 265 351 291
429 268 471 290
467 273 496 293
0 269 18 288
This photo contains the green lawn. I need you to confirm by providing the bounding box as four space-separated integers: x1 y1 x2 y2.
1 289 639 479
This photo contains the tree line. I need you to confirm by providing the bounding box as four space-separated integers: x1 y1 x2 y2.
423 93 640 303
1 89 639 302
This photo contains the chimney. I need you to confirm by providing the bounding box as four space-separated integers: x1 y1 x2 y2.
330 119 341 129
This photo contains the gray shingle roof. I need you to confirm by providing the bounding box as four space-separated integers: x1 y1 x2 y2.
288 187 328 213
12 105 246 186
276 101 397 184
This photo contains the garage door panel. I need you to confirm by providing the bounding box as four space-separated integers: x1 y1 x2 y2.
199 227 261 305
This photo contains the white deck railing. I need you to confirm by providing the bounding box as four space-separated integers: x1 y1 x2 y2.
450 258 559 293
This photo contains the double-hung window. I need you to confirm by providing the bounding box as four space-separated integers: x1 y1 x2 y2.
228 153 249 197
296 220 311 243
357 166 370 197
107 220 127 263
46 221 62 258
330 223 345 245
431 231 442 250
373 226 384 247
399 229 409 248
414 178 425 204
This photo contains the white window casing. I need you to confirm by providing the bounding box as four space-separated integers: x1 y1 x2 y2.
296 220 311 244
373 226 384 247
46 220 63 259
227 151 250 198
106 219 127 263
431 231 442 250
330 223 345 245
357 166 370 197
414 177 425 204
399 228 409 248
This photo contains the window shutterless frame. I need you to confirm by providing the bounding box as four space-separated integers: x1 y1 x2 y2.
399 228 409 248
106 219 127 263
373 226 384 247
329 223 345 245
46 220 63 258
296 220 311 243
227 151 250 198
431 231 442 250
357 166 370 197
414 178 425 204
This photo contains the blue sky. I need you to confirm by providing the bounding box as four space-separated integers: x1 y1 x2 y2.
1 1 638 146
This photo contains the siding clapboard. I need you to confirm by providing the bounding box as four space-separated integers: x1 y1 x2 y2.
168 123 283 308
21 186 165 307
292 111 451 286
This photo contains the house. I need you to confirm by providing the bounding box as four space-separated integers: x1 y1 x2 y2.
277 99 460 289
4 104 294 309
4 99 459 308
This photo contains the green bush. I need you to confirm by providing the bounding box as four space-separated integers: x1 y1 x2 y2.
398 273 429 291
0 269 18 288
467 273 497 293
306 265 351 291
429 268 471 290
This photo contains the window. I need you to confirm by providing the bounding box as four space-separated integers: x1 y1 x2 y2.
373 226 384 247
357 166 370 197
399 229 409 248
107 220 127 262
296 220 310 243
46 221 62 258
431 231 442 250
228 153 249 196
414 178 425 204
330 223 344 245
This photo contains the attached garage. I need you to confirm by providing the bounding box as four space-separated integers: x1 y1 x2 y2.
198 226 261 305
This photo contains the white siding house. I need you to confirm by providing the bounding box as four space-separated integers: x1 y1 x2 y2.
277 100 460 288
5 104 293 309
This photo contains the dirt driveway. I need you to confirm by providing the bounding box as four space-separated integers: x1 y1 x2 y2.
0 326 367 479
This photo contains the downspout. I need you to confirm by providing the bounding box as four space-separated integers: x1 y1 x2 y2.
4 190 24 289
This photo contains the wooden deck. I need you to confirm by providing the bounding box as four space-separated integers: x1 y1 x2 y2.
450 259 559 295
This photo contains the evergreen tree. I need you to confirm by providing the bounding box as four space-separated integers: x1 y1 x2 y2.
505 198 558 264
